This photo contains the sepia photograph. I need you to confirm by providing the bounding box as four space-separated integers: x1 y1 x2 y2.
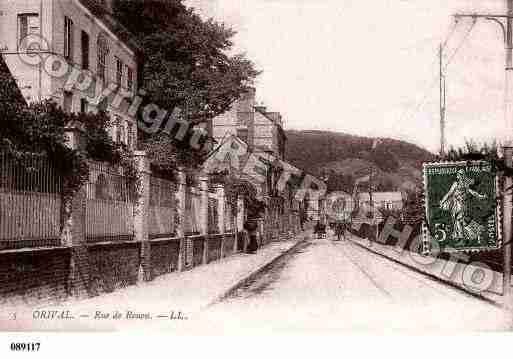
2 0 513 352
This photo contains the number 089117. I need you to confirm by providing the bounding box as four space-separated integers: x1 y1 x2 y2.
10 343 40 351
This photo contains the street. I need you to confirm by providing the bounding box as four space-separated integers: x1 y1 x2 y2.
200 234 511 332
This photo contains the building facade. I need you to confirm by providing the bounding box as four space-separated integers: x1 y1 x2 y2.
212 87 286 160
0 0 141 149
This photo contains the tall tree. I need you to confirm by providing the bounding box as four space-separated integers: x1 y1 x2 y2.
112 0 260 171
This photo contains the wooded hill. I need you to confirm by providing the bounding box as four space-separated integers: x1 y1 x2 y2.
285 130 436 193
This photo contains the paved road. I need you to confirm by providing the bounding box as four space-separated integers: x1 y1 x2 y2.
200 235 511 332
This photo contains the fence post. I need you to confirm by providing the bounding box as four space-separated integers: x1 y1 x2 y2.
134 151 152 282
237 197 247 253
233 196 240 253
272 200 276 242
176 168 186 271
199 175 209 265
262 198 269 245
216 184 225 257
62 123 89 298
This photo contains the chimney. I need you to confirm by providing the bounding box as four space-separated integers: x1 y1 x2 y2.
254 101 266 113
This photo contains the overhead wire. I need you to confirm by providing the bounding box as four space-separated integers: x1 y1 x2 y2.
444 17 478 70
400 17 477 125
395 18 460 126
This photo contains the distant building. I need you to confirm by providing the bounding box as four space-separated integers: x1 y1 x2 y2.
323 191 353 222
358 192 404 211
212 87 286 160
0 0 143 150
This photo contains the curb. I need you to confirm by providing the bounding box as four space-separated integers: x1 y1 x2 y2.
347 235 503 308
206 235 309 308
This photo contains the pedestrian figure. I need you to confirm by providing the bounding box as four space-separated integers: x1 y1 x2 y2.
314 221 322 239
334 221 346 241
244 219 259 254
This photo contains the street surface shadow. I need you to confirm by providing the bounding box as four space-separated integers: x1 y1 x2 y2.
224 240 313 300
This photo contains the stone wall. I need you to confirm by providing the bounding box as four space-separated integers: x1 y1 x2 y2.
88 242 140 296
150 239 180 278
0 248 70 306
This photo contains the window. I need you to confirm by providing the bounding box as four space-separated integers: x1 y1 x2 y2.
97 34 109 84
18 14 39 48
81 31 89 69
63 91 73 113
80 98 88 113
115 57 123 86
64 16 74 60
126 66 134 91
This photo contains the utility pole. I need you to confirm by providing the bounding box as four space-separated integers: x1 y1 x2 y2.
369 169 377 239
369 169 374 215
439 43 446 157
454 0 513 308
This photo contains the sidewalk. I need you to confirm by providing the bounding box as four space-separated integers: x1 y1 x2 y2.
1 232 310 332
346 233 505 305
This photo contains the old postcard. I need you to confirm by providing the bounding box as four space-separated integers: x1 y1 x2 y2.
3 0 513 347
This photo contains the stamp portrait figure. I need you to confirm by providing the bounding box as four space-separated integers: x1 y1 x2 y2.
439 169 487 242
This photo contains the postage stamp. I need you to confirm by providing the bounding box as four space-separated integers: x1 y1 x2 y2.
423 161 501 253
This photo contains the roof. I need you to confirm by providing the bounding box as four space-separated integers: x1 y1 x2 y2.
202 134 248 166
77 0 144 58
255 106 284 127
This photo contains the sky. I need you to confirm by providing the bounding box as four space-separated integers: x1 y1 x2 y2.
185 0 509 153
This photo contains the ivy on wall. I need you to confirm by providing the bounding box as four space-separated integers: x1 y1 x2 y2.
209 170 267 220
0 63 137 198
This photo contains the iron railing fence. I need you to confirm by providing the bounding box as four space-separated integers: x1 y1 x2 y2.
0 152 62 249
184 187 201 236
149 175 177 239
224 200 234 233
85 160 135 243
